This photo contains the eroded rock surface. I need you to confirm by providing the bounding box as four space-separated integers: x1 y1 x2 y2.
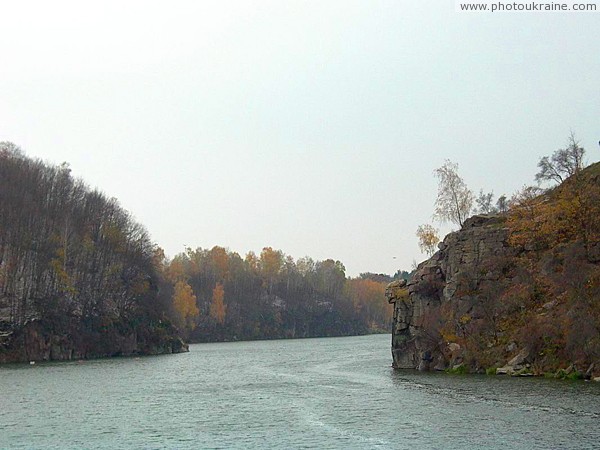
388 215 513 370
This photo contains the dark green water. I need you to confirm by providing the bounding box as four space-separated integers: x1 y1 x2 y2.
1 334 599 449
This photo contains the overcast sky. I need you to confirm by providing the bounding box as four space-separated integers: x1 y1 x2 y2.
1 0 598 276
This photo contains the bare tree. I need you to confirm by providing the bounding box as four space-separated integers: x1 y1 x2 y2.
535 132 586 185
433 160 474 228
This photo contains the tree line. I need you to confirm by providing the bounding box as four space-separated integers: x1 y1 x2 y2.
161 246 396 342
1 142 399 351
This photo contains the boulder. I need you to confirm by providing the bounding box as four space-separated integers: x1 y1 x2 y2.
507 349 530 367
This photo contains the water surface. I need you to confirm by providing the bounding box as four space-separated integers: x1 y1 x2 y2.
1 334 599 449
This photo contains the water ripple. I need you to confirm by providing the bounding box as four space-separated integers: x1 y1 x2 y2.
1 335 599 449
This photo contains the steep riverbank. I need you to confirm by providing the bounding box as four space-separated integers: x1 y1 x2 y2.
0 145 188 363
388 163 600 378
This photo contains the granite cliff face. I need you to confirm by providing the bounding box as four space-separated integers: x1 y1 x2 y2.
389 164 600 377
388 215 513 371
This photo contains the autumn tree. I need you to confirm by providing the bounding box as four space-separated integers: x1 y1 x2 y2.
209 282 227 325
344 278 391 329
433 160 474 228
416 224 440 256
172 280 199 331
160 244 399 341
260 247 283 294
510 135 598 258
209 246 229 282
165 255 187 283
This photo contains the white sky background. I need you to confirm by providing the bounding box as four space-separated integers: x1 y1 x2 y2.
1 0 599 276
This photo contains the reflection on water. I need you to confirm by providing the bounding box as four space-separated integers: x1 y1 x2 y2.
1 334 599 449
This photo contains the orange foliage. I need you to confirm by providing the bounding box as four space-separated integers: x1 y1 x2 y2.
508 179 600 257
165 257 187 283
209 246 229 281
344 278 391 327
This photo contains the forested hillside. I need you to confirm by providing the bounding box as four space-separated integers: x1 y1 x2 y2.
0 143 397 361
0 143 185 362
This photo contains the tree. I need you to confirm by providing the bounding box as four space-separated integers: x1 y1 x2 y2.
0 141 24 158
393 269 413 281
344 278 391 329
260 247 283 294
495 195 508 213
475 190 496 214
433 160 474 228
209 246 229 282
209 282 227 325
416 224 440 256
172 280 199 331
535 133 586 185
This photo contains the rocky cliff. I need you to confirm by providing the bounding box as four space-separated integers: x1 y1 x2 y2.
387 214 513 371
388 169 600 379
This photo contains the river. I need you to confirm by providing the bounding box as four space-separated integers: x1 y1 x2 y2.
1 334 599 449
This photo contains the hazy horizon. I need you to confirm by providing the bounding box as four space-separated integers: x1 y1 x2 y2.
1 1 598 276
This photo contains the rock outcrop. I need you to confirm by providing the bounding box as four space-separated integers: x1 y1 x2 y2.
0 320 188 364
388 215 513 370
390 163 600 376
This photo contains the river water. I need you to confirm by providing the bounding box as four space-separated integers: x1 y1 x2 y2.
1 334 599 449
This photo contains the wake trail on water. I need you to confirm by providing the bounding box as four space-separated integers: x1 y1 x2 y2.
299 405 392 448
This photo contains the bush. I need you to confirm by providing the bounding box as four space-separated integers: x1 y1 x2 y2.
446 364 468 374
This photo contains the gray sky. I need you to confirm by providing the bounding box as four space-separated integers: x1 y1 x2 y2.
1 0 598 276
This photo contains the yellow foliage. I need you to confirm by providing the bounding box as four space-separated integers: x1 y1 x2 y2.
508 178 600 255
172 280 199 330
260 247 283 283
416 224 440 256
459 314 472 325
245 251 259 273
209 282 227 325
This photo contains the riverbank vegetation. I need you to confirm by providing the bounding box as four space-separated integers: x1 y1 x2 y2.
0 143 185 362
0 143 398 361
